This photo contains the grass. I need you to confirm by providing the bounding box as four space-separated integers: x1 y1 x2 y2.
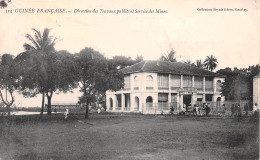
0 113 259 160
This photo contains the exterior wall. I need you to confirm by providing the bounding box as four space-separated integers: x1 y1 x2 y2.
253 76 260 109
106 72 225 113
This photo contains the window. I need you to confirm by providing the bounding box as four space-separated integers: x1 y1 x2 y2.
158 93 168 102
194 76 203 91
124 75 130 90
134 76 139 90
170 75 180 90
158 74 169 90
205 77 213 91
146 75 153 90
183 75 192 88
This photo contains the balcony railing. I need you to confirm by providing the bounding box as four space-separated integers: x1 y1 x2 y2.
158 87 169 90
146 87 154 90
171 87 180 90
205 88 213 92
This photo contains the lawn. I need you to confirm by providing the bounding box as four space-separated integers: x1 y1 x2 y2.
0 113 259 160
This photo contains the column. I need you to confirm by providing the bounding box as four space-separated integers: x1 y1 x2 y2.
130 94 135 111
168 93 171 103
121 93 125 111
202 94 205 102
192 76 194 88
113 95 116 111
180 75 183 88
168 74 171 103
191 94 195 107
203 77 205 92
203 76 206 103
179 94 183 112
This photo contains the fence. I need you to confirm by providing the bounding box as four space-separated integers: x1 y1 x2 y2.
48 104 86 114
142 100 253 116
142 102 179 114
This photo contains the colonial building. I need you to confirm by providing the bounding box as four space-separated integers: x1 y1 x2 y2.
106 61 225 114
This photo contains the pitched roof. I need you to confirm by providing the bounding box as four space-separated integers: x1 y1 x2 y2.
121 60 224 77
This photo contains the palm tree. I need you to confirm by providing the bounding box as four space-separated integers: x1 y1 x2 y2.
23 28 56 52
195 59 204 69
160 49 177 62
203 55 218 71
21 28 56 115
184 59 192 65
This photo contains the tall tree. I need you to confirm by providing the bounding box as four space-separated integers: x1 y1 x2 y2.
16 28 77 115
0 54 19 116
111 56 135 69
160 49 177 62
184 59 192 65
17 28 56 115
135 55 144 63
217 65 259 102
203 55 218 71
195 59 204 69
75 48 124 118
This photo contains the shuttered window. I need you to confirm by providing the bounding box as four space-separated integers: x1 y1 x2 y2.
158 93 168 102
158 74 169 89
205 77 213 91
170 75 181 88
124 75 130 89
146 75 154 90
194 76 203 90
183 75 192 88
134 76 139 90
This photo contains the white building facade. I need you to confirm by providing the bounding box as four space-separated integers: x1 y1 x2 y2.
106 61 225 114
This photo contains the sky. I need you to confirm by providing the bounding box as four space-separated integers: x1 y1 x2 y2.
0 0 259 107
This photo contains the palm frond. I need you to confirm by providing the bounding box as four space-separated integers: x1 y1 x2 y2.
25 34 40 50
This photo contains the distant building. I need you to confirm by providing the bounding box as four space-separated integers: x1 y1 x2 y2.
253 74 260 109
106 61 225 114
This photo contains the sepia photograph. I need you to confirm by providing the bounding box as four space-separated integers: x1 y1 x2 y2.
0 0 259 159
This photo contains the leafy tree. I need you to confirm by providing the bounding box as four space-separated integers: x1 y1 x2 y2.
75 48 124 118
16 28 77 115
111 56 135 69
184 59 192 65
217 65 259 102
0 54 19 116
17 28 56 115
203 55 218 71
160 49 177 62
135 55 144 63
195 59 204 69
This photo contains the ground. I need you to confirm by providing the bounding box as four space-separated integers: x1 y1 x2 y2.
0 113 259 160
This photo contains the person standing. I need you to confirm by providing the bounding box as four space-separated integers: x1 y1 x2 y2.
235 103 238 116
222 104 226 117
253 103 258 117
64 108 69 119
205 104 210 116
244 103 248 116
193 104 196 116
231 104 235 117
237 104 242 117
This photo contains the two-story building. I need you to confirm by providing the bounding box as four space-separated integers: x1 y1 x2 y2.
106 60 225 114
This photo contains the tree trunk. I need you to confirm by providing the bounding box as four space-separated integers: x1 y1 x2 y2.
85 102 89 119
47 95 52 115
7 105 11 117
40 92 45 116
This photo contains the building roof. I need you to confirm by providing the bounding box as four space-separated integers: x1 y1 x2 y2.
121 60 224 77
